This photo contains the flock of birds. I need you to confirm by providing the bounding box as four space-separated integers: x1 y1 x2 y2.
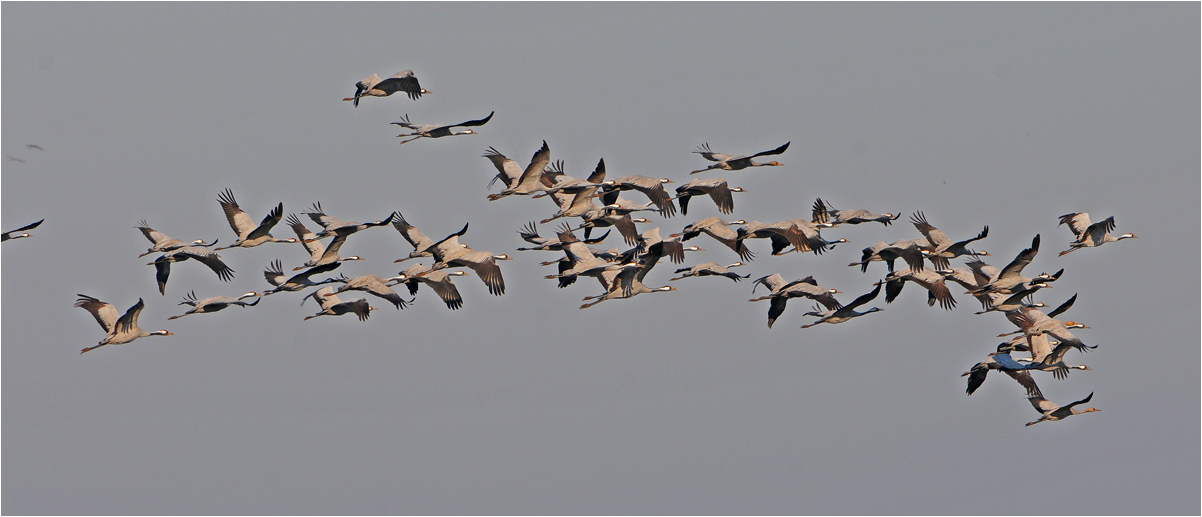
7 69 1138 427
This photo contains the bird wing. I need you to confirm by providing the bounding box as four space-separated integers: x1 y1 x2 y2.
1027 395 1059 414
75 295 120 334
392 213 435 253
845 282 883 310
263 259 287 287
6 218 44 234
748 141 790 159
997 234 1040 281
453 249 506 296
513 141 552 192
1057 213 1092 238
115 298 146 334
177 247 235 282
153 258 172 295
752 273 786 294
448 111 494 129
243 202 284 241
423 272 465 310
218 188 257 238
706 180 735 214
1002 369 1043 398
378 70 423 100
288 261 342 283
910 211 951 250
1086 216 1116 243
137 221 174 246
287 213 324 260
483 147 524 189
693 143 733 162
1047 294 1078 319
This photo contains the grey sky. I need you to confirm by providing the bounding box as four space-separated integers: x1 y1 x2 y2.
3 3 1198 514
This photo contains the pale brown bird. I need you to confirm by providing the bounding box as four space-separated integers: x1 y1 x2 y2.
75 295 172 354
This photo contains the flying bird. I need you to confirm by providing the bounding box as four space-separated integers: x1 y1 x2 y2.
75 295 172 354
136 220 217 257
393 111 494 144
148 247 235 295
214 189 296 250
2 219 43 242
168 291 261 320
1058 213 1136 255
344 70 428 106
690 141 790 174
302 286 377 322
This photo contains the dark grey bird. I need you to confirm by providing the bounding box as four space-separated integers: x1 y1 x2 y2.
486 141 553 200
286 213 363 270
669 262 748 282
749 274 842 329
909 211 990 270
302 286 376 322
690 141 789 174
972 235 1063 295
396 263 468 310
393 111 494 144
344 70 428 106
1025 392 1099 426
800 282 883 328
214 189 296 250
601 175 677 217
674 178 744 216
261 260 343 295
848 239 927 273
673 217 754 262
2 219 43 242
326 274 413 310
75 295 172 354
302 202 394 240
1058 213 1136 255
882 267 957 311
812 198 900 226
961 343 1043 397
168 290 260 320
136 220 217 257
426 223 512 296
148 246 235 295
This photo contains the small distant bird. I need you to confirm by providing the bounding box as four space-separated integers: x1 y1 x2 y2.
800 282 883 328
1058 213 1136 256
136 220 217 257
168 290 260 320
148 247 236 295
214 189 296 250
75 295 173 354
7 156 25 163
812 198 900 226
393 111 494 144
26 144 43 151
690 142 789 174
302 286 377 322
669 262 748 282
1025 392 1100 427
344 70 428 106
2 219 43 242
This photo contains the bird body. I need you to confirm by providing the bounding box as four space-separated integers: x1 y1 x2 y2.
286 213 363 269
674 217 754 261
262 260 343 295
327 274 412 310
427 223 510 295
749 274 841 328
487 141 553 200
670 262 748 282
812 198 898 226
397 263 468 310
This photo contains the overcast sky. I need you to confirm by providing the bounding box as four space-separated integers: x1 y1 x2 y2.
3 3 1198 515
